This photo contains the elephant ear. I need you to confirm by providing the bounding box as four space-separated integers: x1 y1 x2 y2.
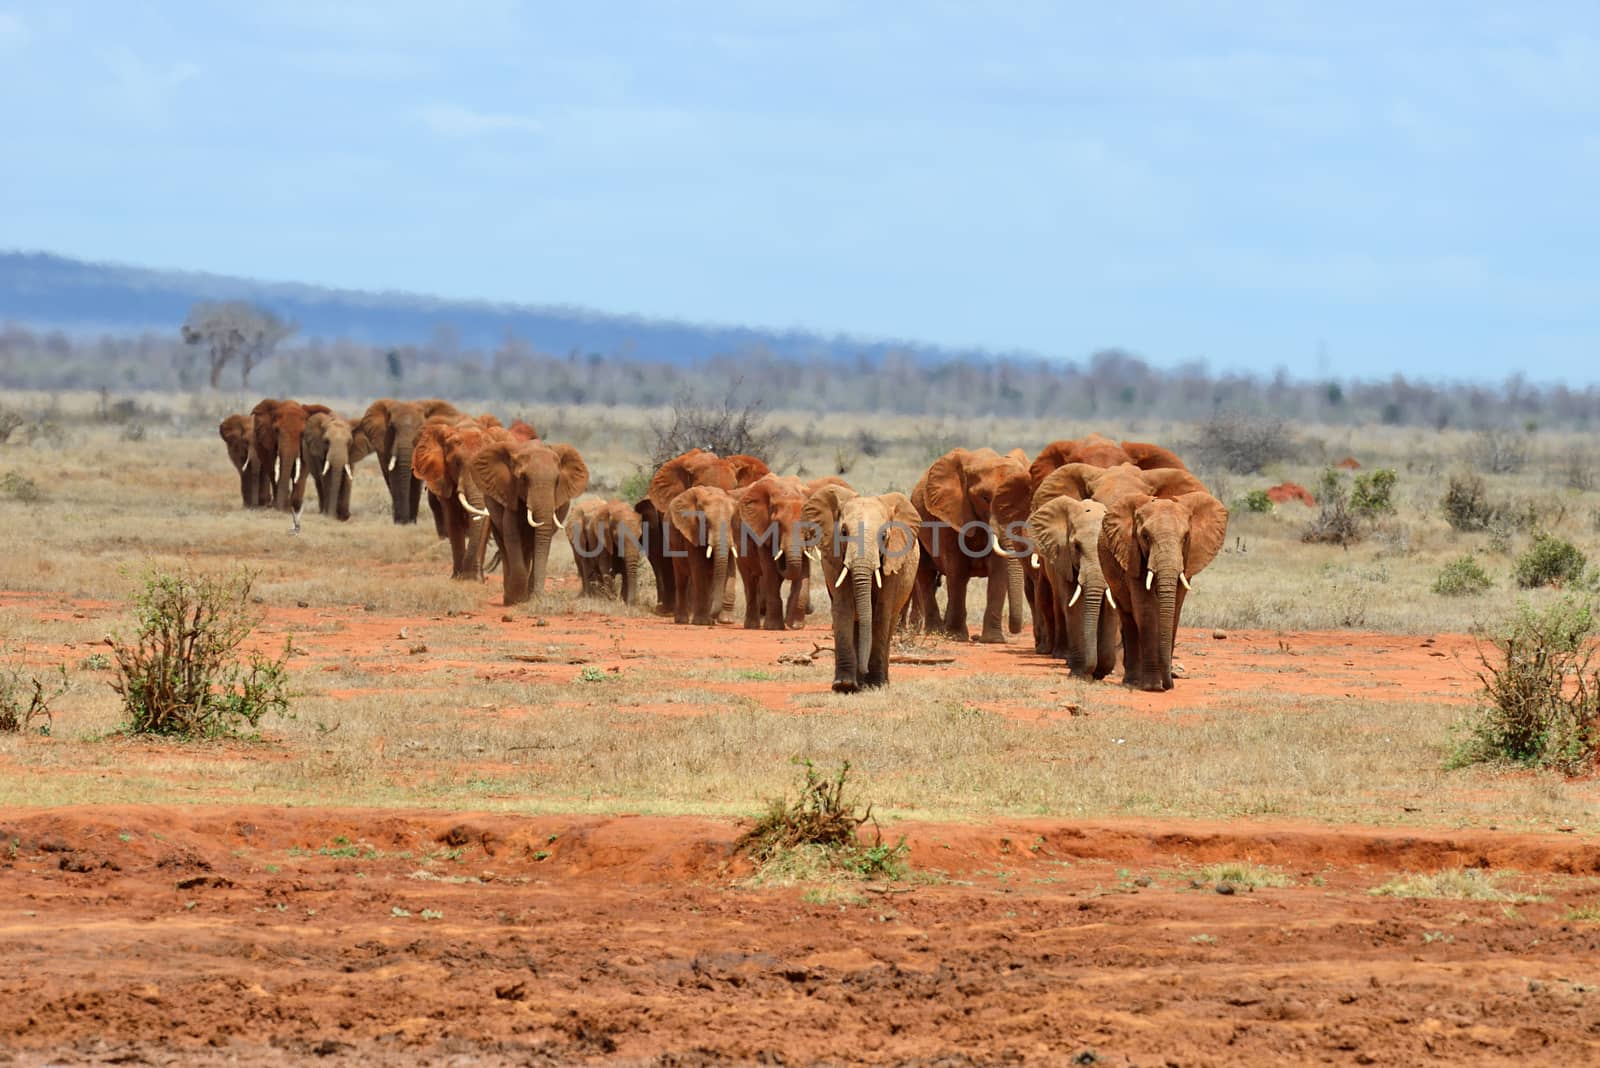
1029 440 1079 490
419 399 460 420
476 413 504 430
508 420 538 441
1179 492 1229 577
1073 434 1131 467
738 475 776 534
802 484 856 558
1100 492 1150 577
1142 467 1208 499
469 441 516 507
725 454 771 487
805 474 852 496
357 400 394 456
346 420 374 465
991 467 1033 551
1123 441 1187 472
1032 462 1099 511
552 444 589 508
667 487 709 544
412 423 449 491
648 454 697 514
879 493 920 576
302 403 333 418
923 450 972 530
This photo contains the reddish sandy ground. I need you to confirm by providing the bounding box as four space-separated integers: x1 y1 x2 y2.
6 587 1596 1064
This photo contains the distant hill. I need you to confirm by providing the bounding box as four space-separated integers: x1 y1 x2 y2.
0 250 1007 367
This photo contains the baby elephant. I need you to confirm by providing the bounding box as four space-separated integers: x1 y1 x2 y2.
802 486 921 693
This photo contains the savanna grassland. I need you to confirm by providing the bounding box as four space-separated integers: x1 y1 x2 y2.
3 388 1600 1066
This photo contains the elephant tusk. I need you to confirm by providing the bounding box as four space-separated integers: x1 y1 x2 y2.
1145 569 1154 591
292 457 301 483
1068 583 1082 609
321 458 330 478
388 455 397 472
806 547 821 563
874 568 882 589
1031 552 1040 569
773 540 783 561
554 509 567 531
526 507 542 527
1180 571 1191 590
834 568 848 588
458 491 490 518
705 543 713 559
990 532 1009 558
1104 587 1118 611
273 456 280 483
343 463 352 481
242 455 250 471
728 538 738 559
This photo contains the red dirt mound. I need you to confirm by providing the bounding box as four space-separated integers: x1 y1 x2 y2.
1336 456 1362 469
1265 481 1316 506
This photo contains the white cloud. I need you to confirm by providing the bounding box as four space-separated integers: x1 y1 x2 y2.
418 103 542 138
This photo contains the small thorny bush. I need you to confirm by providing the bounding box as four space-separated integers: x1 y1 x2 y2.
736 759 907 877
0 659 67 736
1452 596 1600 774
111 566 292 738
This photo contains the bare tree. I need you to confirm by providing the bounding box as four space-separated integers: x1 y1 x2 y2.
181 302 295 389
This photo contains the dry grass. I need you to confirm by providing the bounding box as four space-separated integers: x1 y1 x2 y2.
3 393 1600 833
1197 862 1294 889
1370 868 1540 902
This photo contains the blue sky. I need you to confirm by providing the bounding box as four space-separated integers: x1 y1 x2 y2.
2 2 1597 382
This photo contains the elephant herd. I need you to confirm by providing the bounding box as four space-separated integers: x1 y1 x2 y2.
220 404 1227 694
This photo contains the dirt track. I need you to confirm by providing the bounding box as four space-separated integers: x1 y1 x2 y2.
6 806 1600 1066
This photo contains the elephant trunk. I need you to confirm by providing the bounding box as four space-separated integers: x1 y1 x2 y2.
389 442 417 523
709 527 730 625
622 533 640 605
1005 555 1026 634
274 432 298 511
529 522 555 600
1156 573 1178 688
785 524 803 583
851 559 874 679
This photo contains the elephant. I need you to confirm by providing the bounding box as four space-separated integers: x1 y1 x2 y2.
218 414 258 507
469 439 589 605
1029 435 1188 490
591 499 644 605
736 474 847 630
357 398 462 524
646 450 772 623
566 498 613 596
413 419 501 579
250 399 332 513
665 485 740 626
802 485 920 693
634 498 677 615
301 410 367 522
911 447 1029 643
1054 465 1227 691
1029 496 1117 679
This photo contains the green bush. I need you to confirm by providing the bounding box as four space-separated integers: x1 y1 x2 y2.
0 471 42 503
110 567 291 738
1513 532 1587 589
1350 469 1397 517
1451 597 1600 774
618 467 650 504
1434 556 1493 596
1302 468 1362 546
1238 489 1275 514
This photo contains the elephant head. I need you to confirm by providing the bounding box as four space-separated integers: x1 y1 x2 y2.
470 439 588 605
300 411 358 520
737 474 812 582
507 419 539 441
923 447 1029 635
1030 496 1112 678
666 485 739 626
1028 436 1189 491
263 401 329 512
803 485 920 691
218 414 255 507
1101 488 1228 690
359 398 462 523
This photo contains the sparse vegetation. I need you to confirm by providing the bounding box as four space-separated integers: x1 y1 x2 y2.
1196 862 1292 889
111 566 292 738
1302 468 1362 546
1191 410 1295 474
0 658 66 736
1451 597 1600 774
1370 868 1533 902
1238 489 1274 514
1433 556 1493 597
1441 472 1501 533
1 471 42 503
1463 428 1529 475
647 386 783 467
1349 468 1397 517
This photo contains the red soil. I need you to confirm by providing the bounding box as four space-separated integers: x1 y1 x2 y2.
1337 456 1363 470
4 588 1596 1064
1266 481 1317 507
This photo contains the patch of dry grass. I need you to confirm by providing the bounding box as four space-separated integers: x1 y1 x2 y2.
1370 868 1539 902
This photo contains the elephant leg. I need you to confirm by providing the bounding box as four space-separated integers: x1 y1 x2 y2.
864 590 896 688
1095 607 1120 681
783 572 806 629
761 563 786 632
977 556 1008 644
445 503 472 579
1119 611 1143 689
741 564 763 629
690 557 715 627
941 552 971 640
1034 573 1055 656
830 580 859 693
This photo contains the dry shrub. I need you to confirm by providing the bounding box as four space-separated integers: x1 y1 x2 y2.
0 658 66 736
1451 597 1600 774
647 386 784 467
1190 410 1295 474
735 760 906 878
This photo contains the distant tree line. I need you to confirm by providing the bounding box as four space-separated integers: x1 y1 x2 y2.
0 316 1597 430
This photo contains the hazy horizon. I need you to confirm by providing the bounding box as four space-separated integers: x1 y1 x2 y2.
3 3 1598 383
